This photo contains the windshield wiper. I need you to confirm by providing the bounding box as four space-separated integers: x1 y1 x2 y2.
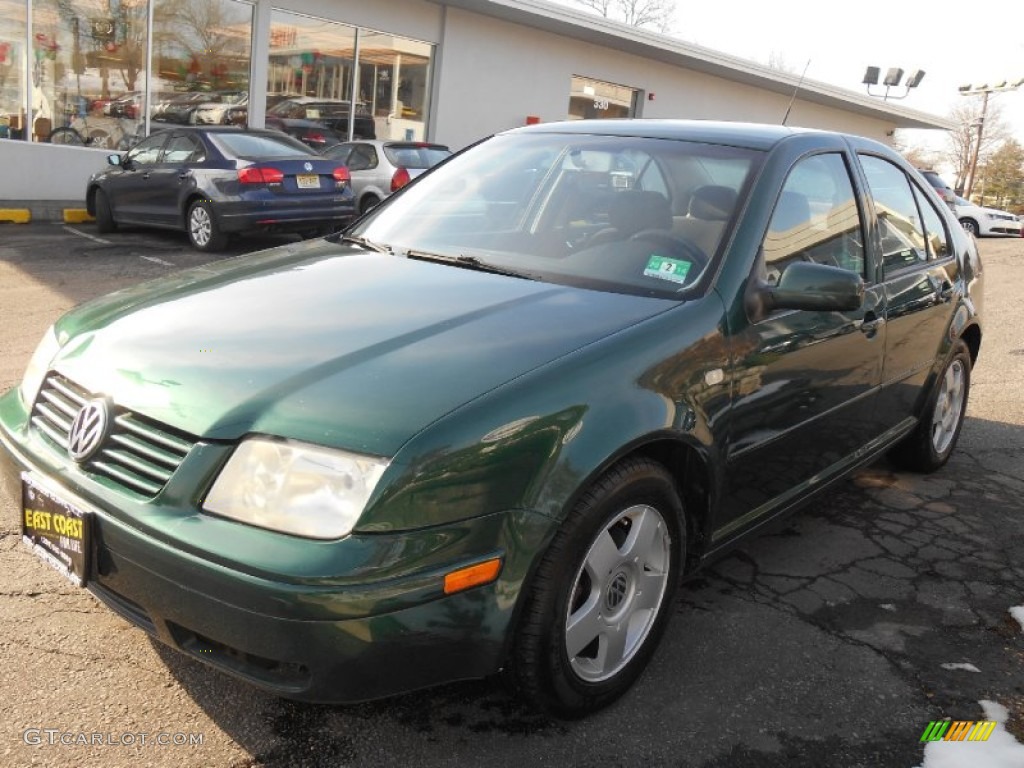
404 249 536 280
336 234 392 254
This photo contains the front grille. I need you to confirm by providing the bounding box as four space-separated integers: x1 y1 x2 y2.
31 373 195 497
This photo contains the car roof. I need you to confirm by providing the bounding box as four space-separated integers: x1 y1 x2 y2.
508 119 820 151
341 139 449 149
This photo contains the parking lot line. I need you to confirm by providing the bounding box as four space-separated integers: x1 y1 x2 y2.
139 255 176 267
62 225 111 245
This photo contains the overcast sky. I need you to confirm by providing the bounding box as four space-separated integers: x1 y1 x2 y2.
549 0 1024 165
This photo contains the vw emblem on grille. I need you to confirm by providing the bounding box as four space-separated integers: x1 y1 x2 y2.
304 161 313 172
67 399 110 463
605 572 628 611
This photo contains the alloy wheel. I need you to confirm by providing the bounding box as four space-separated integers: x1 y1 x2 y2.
565 504 671 683
931 358 966 455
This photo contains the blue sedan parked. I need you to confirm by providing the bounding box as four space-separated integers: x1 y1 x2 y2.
86 127 356 251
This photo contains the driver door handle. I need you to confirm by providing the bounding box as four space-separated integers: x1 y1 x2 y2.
860 310 884 338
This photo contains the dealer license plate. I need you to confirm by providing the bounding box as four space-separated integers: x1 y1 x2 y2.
21 473 91 587
296 174 320 189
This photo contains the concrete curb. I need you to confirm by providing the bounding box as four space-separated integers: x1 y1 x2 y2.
0 209 31 224
63 209 94 224
0 201 90 224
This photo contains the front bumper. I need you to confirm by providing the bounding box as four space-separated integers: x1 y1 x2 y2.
0 388 549 703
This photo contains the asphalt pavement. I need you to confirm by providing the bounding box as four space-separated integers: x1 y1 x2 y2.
0 223 1022 768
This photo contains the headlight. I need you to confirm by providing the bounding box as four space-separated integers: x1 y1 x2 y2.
203 438 389 539
20 325 60 408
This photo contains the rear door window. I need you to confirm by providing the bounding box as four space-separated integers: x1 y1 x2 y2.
860 155 949 272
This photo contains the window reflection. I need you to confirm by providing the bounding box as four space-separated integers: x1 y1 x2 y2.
266 13 432 142
0 1 435 147
0 0 26 139
28 0 148 146
763 153 866 279
152 0 251 129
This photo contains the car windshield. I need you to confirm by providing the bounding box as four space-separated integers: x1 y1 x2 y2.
211 132 314 158
383 144 452 169
351 132 761 299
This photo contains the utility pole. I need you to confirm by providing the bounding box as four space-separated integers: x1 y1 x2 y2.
958 79 1024 199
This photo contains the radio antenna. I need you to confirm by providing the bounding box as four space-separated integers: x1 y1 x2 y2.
782 59 812 126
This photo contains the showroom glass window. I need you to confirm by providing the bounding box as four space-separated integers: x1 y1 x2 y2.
267 12 356 109
763 153 866 279
267 12 433 142
357 30 432 141
859 155 951 272
568 75 640 120
26 0 148 146
0 0 26 139
152 0 252 129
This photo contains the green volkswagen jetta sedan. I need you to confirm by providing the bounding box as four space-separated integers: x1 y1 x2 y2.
0 120 983 717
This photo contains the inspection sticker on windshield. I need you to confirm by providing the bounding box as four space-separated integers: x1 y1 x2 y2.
644 255 691 284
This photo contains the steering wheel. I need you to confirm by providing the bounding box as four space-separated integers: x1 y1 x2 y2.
629 230 709 273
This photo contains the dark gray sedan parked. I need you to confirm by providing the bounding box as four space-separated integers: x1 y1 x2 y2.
86 127 356 251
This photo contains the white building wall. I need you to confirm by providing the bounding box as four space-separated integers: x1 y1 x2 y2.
273 0 442 44
434 8 897 149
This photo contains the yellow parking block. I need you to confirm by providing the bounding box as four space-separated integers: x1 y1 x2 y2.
63 209 94 224
0 209 31 224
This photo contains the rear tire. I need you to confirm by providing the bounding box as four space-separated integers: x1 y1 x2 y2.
888 339 971 472
94 190 116 234
359 195 380 215
510 457 683 718
186 200 228 252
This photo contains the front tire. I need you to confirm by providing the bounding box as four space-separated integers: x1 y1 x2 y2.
960 218 979 237
510 457 683 718
186 200 228 252
888 339 972 472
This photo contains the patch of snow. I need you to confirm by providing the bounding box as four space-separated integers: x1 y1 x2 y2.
940 663 980 673
880 603 898 612
1009 606 1024 633
915 701 1024 768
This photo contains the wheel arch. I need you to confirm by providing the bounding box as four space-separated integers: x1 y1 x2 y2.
960 322 982 367
181 192 209 228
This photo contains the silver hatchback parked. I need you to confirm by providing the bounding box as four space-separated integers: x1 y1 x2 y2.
321 139 452 214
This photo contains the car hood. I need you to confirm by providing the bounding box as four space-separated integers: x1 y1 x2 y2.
52 240 673 456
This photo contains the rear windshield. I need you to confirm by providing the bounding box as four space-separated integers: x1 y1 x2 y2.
383 144 452 169
211 132 313 158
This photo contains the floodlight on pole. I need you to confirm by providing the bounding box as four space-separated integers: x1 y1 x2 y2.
959 78 1024 197
863 66 925 100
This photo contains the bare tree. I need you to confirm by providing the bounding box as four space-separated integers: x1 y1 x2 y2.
573 0 675 32
765 51 796 74
944 95 1008 193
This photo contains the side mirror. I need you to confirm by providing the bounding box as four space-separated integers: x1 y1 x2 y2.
107 154 122 168
747 260 864 319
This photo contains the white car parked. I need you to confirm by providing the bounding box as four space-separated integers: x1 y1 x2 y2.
321 140 452 215
954 196 1022 237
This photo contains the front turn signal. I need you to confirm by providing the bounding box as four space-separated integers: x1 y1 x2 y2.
443 557 503 595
